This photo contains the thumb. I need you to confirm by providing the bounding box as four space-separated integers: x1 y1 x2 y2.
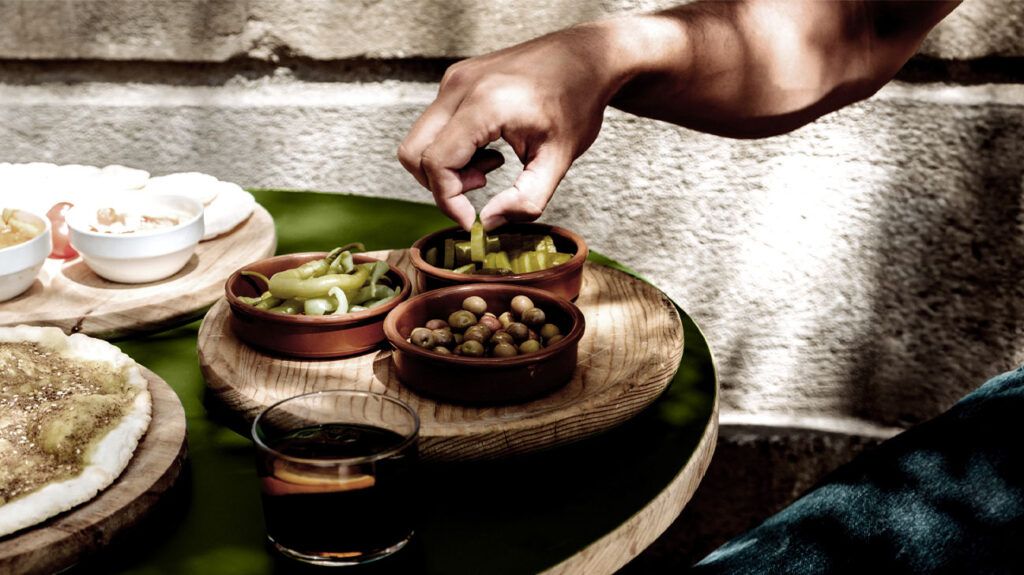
479 146 572 231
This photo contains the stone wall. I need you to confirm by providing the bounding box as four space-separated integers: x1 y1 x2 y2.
2 0 1022 566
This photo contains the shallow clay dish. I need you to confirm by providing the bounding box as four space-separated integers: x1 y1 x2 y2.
409 223 588 301
226 252 410 358
383 283 585 404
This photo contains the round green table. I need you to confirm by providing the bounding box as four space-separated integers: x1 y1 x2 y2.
66 191 718 575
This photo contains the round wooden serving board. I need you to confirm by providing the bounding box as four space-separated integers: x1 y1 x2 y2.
0 206 277 339
199 250 684 462
0 368 188 575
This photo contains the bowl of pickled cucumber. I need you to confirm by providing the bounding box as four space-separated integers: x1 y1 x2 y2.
383 283 585 404
410 222 588 301
226 245 411 358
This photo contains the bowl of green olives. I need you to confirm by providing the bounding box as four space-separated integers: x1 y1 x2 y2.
409 223 588 301
383 283 586 404
226 250 411 358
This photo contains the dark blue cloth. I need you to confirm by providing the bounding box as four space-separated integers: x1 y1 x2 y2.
693 366 1024 575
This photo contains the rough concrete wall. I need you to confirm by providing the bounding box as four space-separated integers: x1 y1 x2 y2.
1 0 1021 60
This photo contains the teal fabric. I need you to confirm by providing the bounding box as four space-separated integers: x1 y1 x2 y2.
694 366 1024 574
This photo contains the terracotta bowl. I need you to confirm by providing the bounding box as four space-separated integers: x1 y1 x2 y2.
383 283 586 404
226 252 411 359
409 223 588 301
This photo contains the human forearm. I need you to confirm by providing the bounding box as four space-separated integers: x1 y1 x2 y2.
601 1 959 138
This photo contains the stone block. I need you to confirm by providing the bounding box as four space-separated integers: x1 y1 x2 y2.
0 0 1019 62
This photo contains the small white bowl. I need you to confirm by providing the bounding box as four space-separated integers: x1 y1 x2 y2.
0 210 52 302
67 195 205 284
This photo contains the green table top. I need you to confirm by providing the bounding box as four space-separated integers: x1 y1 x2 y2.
66 191 717 575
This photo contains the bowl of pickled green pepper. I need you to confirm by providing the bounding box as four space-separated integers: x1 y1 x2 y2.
226 246 411 358
410 222 588 301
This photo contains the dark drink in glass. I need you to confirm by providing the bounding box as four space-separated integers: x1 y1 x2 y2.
252 392 419 566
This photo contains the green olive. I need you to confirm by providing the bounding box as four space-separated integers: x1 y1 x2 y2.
464 324 493 344
506 322 529 342
493 342 518 358
461 339 485 357
425 319 449 330
511 295 534 317
478 315 503 332
453 333 464 345
545 334 564 346
522 307 546 327
491 331 515 347
448 310 477 331
483 312 497 319
519 339 542 354
433 346 452 355
463 296 488 315
498 311 515 328
410 327 435 348
432 328 454 347
540 323 561 340
452 344 463 355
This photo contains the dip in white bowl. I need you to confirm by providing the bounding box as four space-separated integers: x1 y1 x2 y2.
67 195 204 284
0 209 52 302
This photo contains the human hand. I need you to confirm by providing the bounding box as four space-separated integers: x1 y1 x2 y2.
398 23 627 230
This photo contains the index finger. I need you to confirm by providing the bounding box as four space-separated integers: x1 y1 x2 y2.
397 95 461 189
420 104 501 229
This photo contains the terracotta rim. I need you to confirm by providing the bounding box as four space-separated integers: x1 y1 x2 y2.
225 252 411 326
383 283 585 367
409 223 588 283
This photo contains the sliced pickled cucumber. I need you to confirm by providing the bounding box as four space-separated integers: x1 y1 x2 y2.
453 263 477 274
443 239 455 269
455 241 472 266
470 221 486 263
425 246 438 267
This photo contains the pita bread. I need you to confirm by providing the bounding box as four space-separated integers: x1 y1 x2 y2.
0 326 152 537
0 164 255 241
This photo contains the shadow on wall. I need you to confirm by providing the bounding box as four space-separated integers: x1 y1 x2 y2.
840 96 1024 427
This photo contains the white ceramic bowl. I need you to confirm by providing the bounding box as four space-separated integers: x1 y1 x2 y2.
67 195 205 284
0 210 52 302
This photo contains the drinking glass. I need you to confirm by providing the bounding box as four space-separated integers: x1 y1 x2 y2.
252 390 419 566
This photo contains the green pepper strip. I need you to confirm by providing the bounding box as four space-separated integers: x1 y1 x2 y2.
268 265 370 300
268 299 303 314
240 270 271 288
303 298 334 316
367 295 396 309
329 287 349 315
329 251 355 274
352 284 393 305
255 296 283 310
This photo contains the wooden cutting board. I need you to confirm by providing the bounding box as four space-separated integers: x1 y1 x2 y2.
0 206 277 339
199 250 684 462
0 368 188 575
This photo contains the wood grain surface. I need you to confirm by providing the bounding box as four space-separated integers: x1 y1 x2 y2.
0 206 276 339
543 394 719 575
0 368 188 575
199 250 684 462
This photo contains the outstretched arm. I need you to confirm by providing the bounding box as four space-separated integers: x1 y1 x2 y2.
398 0 959 230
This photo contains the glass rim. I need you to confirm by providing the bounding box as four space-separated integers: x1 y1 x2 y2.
251 389 420 466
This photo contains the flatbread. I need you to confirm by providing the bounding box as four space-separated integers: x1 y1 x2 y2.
0 326 152 537
0 163 255 241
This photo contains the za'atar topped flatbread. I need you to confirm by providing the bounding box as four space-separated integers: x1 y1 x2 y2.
0 326 151 537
